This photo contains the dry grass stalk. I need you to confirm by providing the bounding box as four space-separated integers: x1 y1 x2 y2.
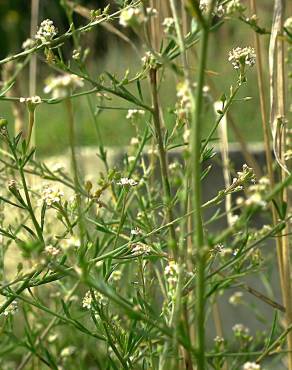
269 1 292 368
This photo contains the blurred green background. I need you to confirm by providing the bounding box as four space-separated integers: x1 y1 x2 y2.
0 0 283 156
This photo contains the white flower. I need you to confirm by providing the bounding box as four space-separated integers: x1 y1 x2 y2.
19 96 42 105
214 336 224 345
119 7 145 27
72 49 81 60
284 17 292 34
44 74 84 99
130 137 139 146
131 243 151 256
45 244 61 257
131 227 142 236
35 19 57 43
242 362 261 370
245 192 266 207
162 17 175 34
199 0 224 16
60 346 76 357
141 51 158 69
232 323 250 337
22 38 36 50
116 177 138 187
126 109 145 120
228 47 256 70
226 0 246 15
41 185 64 207
165 261 179 284
82 290 107 310
1 300 18 317
229 291 243 306
109 270 122 282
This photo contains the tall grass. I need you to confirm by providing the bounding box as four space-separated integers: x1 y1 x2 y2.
0 1 291 369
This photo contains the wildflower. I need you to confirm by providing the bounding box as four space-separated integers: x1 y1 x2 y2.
226 0 246 15
41 185 64 207
116 177 138 187
229 291 243 306
162 17 175 34
131 243 151 256
165 261 179 284
45 244 61 257
245 192 266 207
35 19 57 43
44 74 84 99
228 47 256 70
60 346 76 358
214 336 225 345
109 270 122 282
19 96 42 111
22 37 36 50
130 137 139 146
126 109 145 120
131 227 142 236
176 82 191 111
1 300 18 317
82 290 107 310
119 7 145 28
232 323 251 340
141 51 158 69
284 17 292 35
72 49 81 60
199 0 224 16
242 362 261 370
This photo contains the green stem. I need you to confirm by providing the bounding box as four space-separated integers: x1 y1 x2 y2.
190 26 210 370
65 98 85 249
149 68 177 257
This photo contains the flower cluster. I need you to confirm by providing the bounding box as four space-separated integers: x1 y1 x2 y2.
242 362 261 370
232 323 252 341
22 38 36 50
41 185 64 207
224 164 256 195
199 1 224 17
44 74 84 99
116 177 138 187
119 7 157 28
35 19 58 43
126 109 145 121
228 47 256 70
109 270 122 282
1 300 18 317
226 0 246 16
131 243 151 256
229 291 243 306
245 177 270 208
141 51 158 69
19 96 42 111
45 244 61 257
82 290 107 310
162 17 175 34
165 261 179 285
